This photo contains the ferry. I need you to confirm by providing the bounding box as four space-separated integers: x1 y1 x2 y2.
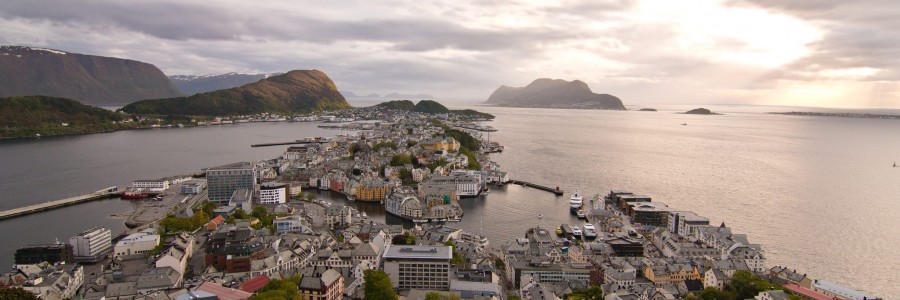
121 189 149 200
570 188 583 209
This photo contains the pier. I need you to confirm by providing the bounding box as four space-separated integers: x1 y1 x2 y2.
0 186 120 220
251 141 323 148
507 180 564 195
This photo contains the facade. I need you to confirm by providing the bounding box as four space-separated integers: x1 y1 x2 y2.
259 182 287 204
298 269 344 300
354 178 390 202
132 179 170 191
181 182 204 194
426 174 481 197
629 202 670 227
207 162 257 204
69 227 112 262
273 215 312 234
382 245 452 290
385 193 424 220
113 229 160 258
668 211 710 238
205 227 267 273
14 244 73 265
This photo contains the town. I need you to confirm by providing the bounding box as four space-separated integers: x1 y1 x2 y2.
0 105 880 300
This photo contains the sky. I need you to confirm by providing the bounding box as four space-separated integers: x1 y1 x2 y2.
1 0 899 108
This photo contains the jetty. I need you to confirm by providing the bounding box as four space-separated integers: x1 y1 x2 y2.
0 186 120 220
251 141 324 148
507 180 564 196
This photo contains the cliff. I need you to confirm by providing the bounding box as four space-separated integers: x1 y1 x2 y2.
122 70 351 116
486 78 625 110
0 46 183 105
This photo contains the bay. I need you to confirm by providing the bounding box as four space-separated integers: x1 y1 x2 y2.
0 103 898 297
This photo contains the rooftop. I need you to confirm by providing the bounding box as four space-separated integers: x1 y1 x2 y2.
383 245 452 260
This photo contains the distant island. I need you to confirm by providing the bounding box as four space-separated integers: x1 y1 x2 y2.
772 111 900 120
0 45 182 106
684 108 720 115
486 78 626 110
122 70 351 116
638 108 657 111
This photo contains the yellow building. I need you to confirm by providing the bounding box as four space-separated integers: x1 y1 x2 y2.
355 179 391 202
644 264 701 286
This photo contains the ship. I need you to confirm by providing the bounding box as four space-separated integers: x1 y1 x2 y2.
121 189 149 200
570 188 583 209
583 223 598 240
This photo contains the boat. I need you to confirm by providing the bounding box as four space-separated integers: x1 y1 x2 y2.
583 225 598 240
577 209 587 220
447 217 462 222
572 227 583 239
681 123 687 126
556 226 563 235
569 188 583 209
560 224 574 237
121 189 149 200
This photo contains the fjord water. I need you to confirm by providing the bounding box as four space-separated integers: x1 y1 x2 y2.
0 104 898 297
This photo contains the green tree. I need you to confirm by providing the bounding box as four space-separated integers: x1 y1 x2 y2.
233 208 248 219
390 154 413 166
251 278 301 300
0 287 39 300
567 286 603 300
364 270 398 300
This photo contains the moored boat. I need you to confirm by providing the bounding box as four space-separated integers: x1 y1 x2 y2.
570 188 583 209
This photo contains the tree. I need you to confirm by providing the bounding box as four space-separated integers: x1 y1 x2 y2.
251 279 301 300
0 287 39 300
233 208 248 219
425 292 462 300
364 270 398 300
568 286 603 300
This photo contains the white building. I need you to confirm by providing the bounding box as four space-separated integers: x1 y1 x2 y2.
181 182 204 194
428 174 481 197
273 215 312 234
132 179 170 192
70 227 112 262
113 229 160 258
812 279 880 300
382 245 452 290
260 182 287 204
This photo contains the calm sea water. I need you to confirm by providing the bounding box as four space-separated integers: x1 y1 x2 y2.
1 103 898 297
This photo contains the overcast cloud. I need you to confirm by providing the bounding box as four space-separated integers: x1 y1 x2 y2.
1 0 898 108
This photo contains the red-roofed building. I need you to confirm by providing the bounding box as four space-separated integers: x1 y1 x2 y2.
239 275 270 293
195 282 253 300
784 283 837 300
207 215 225 231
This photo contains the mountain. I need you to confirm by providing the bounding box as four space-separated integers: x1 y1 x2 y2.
169 72 281 95
0 96 130 138
341 91 435 99
121 70 351 116
375 100 415 110
0 46 183 106
412 100 450 114
486 78 625 110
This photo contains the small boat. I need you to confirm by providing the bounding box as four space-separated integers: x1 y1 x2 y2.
556 227 563 235
583 226 598 240
577 209 587 220
572 227 583 239
681 123 687 126
447 217 462 222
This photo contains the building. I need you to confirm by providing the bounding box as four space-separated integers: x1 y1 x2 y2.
181 182 205 194
258 182 287 204
205 227 267 273
229 188 253 212
69 227 112 262
425 174 481 197
811 279 880 300
382 245 452 290
354 178 391 202
298 269 344 300
14 244 73 265
132 179 170 191
113 229 160 258
667 211 710 238
273 215 312 234
207 162 257 204
155 233 194 275
17 263 84 300
628 202 670 227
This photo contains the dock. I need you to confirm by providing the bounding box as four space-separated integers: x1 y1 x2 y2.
251 141 325 148
0 186 120 220
507 180 564 196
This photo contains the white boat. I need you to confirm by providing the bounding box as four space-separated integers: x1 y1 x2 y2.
583 227 598 240
570 188 583 209
583 223 596 231
572 227 583 238
577 209 587 219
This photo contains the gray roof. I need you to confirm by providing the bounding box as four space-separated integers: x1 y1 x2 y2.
382 245 452 260
208 162 253 171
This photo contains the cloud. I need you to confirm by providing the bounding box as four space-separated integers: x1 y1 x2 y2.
0 0 898 107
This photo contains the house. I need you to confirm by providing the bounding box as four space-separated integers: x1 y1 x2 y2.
207 215 226 231
298 269 344 300
703 268 728 290
755 290 791 300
